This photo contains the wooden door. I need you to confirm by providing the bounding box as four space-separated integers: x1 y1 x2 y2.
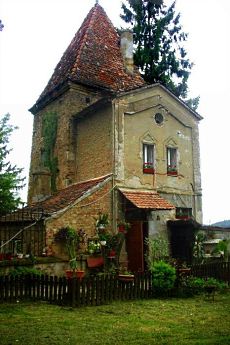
126 221 144 272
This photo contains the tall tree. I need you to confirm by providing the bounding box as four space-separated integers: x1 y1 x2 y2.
0 20 4 31
121 0 199 108
0 114 25 215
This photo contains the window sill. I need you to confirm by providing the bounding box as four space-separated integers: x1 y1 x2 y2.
167 171 178 176
143 168 155 174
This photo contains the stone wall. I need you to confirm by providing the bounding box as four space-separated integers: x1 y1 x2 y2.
45 179 114 258
114 85 202 223
28 85 102 203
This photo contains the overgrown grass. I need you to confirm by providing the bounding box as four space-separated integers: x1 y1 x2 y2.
0 293 230 345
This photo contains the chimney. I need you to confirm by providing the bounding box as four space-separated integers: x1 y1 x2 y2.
120 30 134 75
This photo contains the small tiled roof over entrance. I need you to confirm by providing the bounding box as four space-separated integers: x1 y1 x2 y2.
119 189 175 210
32 3 145 111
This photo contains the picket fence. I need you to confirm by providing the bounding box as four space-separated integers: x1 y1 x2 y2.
0 272 153 307
0 262 229 307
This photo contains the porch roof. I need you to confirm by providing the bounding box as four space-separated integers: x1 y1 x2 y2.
119 189 175 210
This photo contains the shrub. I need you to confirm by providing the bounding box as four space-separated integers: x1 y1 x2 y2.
151 260 176 295
146 235 169 268
179 276 228 297
7 267 42 277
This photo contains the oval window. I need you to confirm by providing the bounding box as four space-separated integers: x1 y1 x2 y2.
154 113 164 125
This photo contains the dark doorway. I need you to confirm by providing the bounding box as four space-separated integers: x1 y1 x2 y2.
167 219 199 265
126 220 148 272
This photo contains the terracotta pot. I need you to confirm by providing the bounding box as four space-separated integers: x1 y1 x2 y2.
167 170 177 176
118 225 125 233
76 270 85 280
118 274 135 282
143 167 155 174
65 270 85 280
108 249 116 259
87 256 104 268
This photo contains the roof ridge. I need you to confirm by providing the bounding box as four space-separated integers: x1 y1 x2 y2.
31 3 146 112
71 4 101 77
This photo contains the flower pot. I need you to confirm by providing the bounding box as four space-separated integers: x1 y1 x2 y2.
118 225 125 233
76 270 85 280
118 274 135 282
167 170 177 176
98 224 106 230
108 249 116 259
65 270 85 280
87 256 104 268
177 268 191 276
100 240 107 246
143 167 155 174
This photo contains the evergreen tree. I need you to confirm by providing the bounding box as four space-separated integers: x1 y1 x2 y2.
0 114 25 215
121 0 199 109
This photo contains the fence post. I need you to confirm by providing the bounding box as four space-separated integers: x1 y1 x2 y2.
71 277 76 307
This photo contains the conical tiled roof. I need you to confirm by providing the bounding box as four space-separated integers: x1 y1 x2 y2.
33 3 145 111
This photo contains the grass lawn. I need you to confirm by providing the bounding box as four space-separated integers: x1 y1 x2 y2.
0 293 230 345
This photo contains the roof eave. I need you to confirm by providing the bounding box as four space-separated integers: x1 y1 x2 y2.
117 83 203 121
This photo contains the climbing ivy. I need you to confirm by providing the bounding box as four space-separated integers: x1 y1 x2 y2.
42 112 58 192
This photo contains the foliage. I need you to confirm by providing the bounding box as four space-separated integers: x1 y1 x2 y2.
0 19 4 31
193 231 206 264
179 275 228 296
88 240 101 255
120 0 199 109
212 239 230 261
145 234 169 267
0 114 25 215
95 212 109 228
54 227 86 271
117 219 131 232
5 266 42 277
150 260 176 294
42 112 58 192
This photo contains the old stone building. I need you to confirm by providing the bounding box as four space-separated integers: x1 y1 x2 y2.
15 3 202 270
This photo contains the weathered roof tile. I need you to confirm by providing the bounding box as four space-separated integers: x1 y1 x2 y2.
33 3 145 110
120 189 175 210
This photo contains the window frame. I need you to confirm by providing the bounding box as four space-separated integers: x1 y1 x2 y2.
167 147 178 176
176 208 192 220
143 143 155 174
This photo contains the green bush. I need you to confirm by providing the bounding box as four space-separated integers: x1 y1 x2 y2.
179 276 228 297
151 260 176 295
7 267 42 277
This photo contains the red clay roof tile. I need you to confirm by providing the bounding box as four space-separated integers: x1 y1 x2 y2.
34 3 145 109
120 189 175 210
0 175 112 222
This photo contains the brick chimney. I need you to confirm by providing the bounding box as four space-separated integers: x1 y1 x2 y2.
120 30 134 75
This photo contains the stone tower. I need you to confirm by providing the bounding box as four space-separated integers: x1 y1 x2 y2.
28 3 145 203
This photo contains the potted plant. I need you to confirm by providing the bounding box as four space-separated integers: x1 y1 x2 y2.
87 240 104 268
143 162 155 174
117 220 131 233
118 267 134 282
95 212 109 230
167 165 177 176
54 226 85 279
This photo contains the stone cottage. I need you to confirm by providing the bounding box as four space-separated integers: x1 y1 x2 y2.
1 3 202 271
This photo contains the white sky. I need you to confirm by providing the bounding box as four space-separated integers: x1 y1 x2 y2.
0 0 230 224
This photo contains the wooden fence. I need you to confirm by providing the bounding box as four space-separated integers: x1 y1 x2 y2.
191 261 230 282
0 262 229 307
0 273 153 307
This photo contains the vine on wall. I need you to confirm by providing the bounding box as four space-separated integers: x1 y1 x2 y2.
42 112 58 191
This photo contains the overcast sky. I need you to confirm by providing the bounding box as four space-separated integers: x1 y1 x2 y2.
0 0 230 224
